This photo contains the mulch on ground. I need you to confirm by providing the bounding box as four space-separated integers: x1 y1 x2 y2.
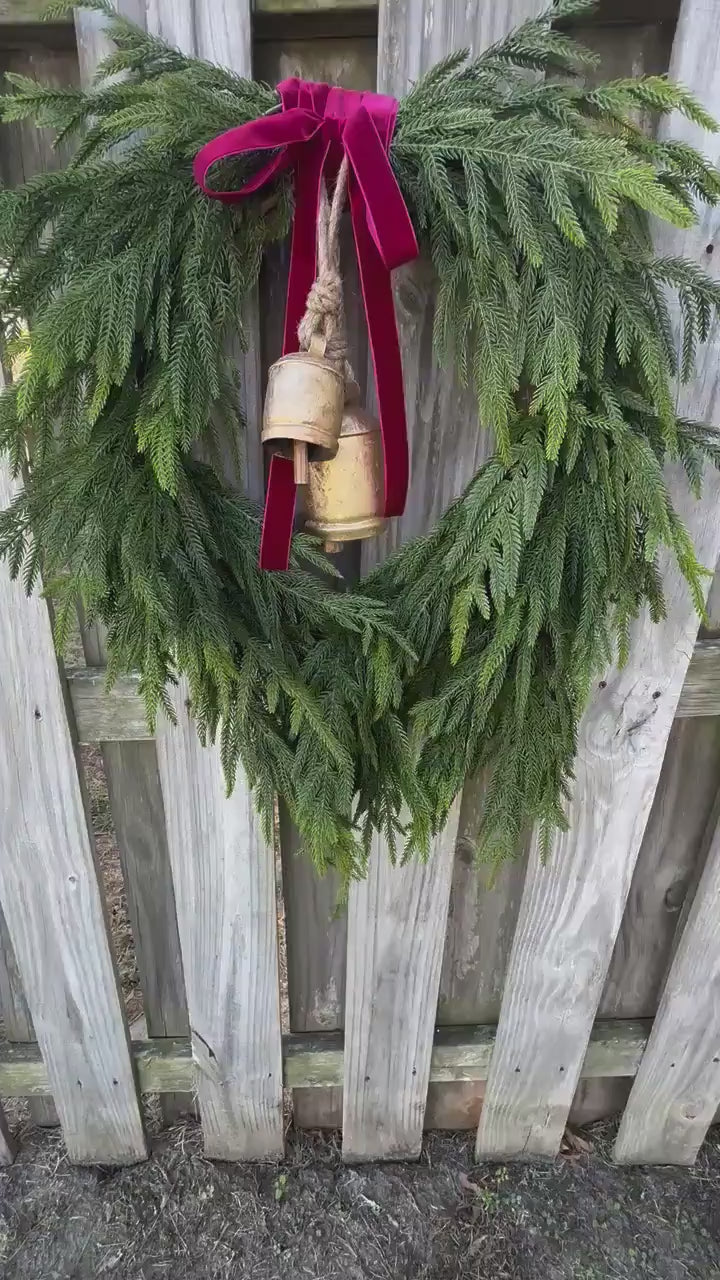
1 1123 720 1279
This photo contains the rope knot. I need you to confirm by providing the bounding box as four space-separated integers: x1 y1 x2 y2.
305 275 343 320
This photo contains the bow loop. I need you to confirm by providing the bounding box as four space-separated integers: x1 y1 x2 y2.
192 106 320 201
194 77 419 569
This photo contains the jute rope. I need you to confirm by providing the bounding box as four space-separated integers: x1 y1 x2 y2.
297 156 354 386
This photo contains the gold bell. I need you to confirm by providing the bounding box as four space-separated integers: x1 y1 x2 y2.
262 334 344 485
304 389 386 551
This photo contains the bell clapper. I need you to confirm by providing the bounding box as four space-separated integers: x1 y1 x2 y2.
294 439 309 485
323 539 344 554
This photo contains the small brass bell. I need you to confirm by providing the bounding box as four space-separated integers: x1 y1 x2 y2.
262 334 344 484
304 388 386 551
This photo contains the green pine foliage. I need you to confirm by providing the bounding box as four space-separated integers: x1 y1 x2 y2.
1 0 720 878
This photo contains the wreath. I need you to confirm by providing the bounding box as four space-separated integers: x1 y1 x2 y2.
1 0 720 881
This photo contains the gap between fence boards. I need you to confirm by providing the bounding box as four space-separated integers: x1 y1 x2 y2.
0 1020 650 1096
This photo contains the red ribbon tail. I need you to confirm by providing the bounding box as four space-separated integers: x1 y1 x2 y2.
349 174 410 519
282 132 331 356
343 106 418 269
259 454 297 571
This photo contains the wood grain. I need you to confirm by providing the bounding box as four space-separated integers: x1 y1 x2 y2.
156 684 284 1159
257 0 376 10
0 0 684 27
343 805 460 1159
0 911 31 1045
573 715 720 1128
0 57 77 1130
101 740 192 1123
66 668 151 742
254 33 376 91
675 639 720 715
77 0 282 1160
343 0 481 1160
0 44 78 188
614 805 720 1164
570 1 720 1136
0 453 146 1164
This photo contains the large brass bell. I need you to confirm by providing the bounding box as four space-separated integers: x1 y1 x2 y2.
262 334 344 484
304 385 386 551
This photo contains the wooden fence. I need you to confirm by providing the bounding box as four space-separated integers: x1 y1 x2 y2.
2 0 720 1169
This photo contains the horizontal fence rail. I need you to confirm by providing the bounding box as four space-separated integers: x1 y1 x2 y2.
64 639 720 746
0 1020 652 1097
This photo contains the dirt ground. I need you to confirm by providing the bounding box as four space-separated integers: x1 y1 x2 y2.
1 1122 720 1279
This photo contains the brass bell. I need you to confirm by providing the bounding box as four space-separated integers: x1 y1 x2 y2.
262 334 344 485
304 389 386 551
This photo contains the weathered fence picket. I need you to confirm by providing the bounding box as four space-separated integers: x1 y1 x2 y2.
343 811 460 1160
280 809 346 1129
476 0 720 1161
157 686 284 1160
614 798 720 1164
0 442 146 1163
475 476 720 1159
144 0 285 1161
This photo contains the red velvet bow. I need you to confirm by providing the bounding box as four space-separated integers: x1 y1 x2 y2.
193 78 418 569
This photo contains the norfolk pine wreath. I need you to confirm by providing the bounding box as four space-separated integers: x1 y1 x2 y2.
1 0 720 882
